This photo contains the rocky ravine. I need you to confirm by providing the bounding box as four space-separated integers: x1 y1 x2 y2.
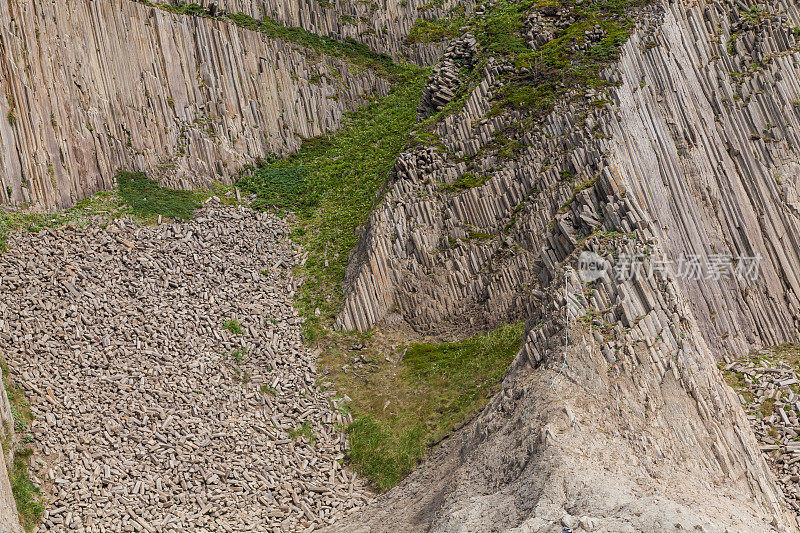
328 0 800 530
3 0 800 530
0 201 370 531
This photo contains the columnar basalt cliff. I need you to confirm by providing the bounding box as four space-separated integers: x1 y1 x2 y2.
3 0 800 529
0 0 387 210
208 0 474 65
331 172 796 532
610 0 800 359
337 0 800 359
330 0 800 529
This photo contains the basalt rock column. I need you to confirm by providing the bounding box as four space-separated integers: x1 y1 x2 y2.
0 0 387 210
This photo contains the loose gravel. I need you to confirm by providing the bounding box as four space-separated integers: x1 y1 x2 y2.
0 200 370 532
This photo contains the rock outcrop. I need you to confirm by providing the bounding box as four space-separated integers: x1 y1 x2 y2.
331 172 795 532
0 0 387 210
610 0 800 360
331 0 800 529
337 0 800 362
0 365 22 533
418 33 478 117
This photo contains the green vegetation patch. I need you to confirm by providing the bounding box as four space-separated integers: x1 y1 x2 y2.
10 448 43 532
406 16 467 44
1 177 236 252
241 164 312 211
289 421 318 444
223 319 244 335
0 191 126 251
117 171 203 221
346 417 424 490
238 72 428 340
761 396 776 418
476 0 533 57
439 172 490 192
327 321 524 490
473 0 645 116
722 369 754 404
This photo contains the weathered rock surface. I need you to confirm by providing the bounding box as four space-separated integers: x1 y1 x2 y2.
0 201 370 531
418 33 478 117
340 3 800 354
0 0 387 210
337 0 800 359
332 168 796 532
2 0 800 528
331 0 800 530
610 0 800 360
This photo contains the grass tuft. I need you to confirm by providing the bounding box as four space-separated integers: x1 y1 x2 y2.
406 17 467 44
10 448 43 532
223 319 244 335
761 397 776 418
231 348 247 364
289 421 318 444
0 361 43 531
439 172 490 192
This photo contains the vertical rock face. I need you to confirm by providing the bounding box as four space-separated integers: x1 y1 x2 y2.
609 0 800 359
337 0 800 359
0 0 388 210
207 0 475 64
0 364 22 533
331 0 800 529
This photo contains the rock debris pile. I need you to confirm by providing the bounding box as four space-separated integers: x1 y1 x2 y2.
417 33 477 117
525 6 574 49
0 200 370 531
724 352 800 520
